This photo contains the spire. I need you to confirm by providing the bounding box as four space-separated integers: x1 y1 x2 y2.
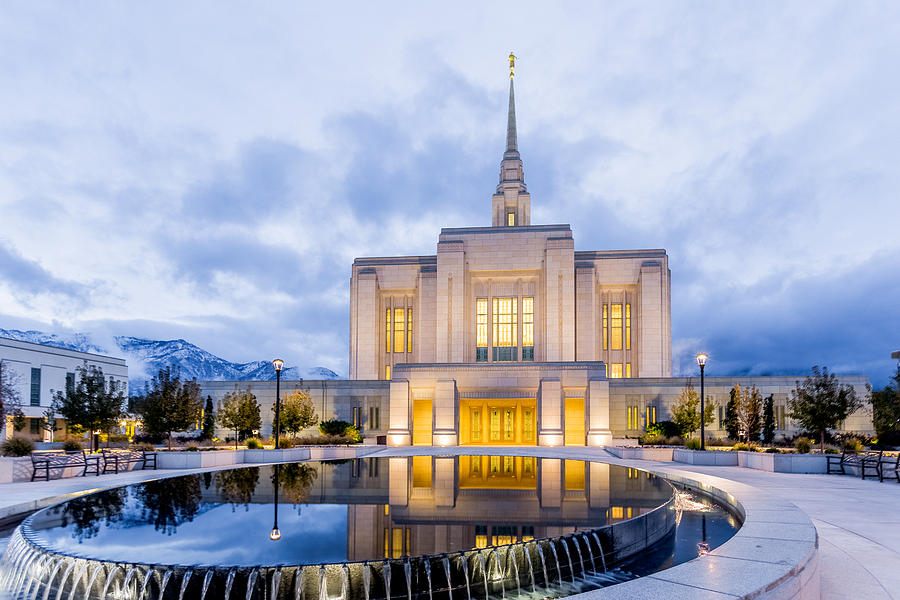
505 77 519 158
492 52 530 226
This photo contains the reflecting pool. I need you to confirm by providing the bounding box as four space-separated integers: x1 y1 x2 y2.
0 456 739 600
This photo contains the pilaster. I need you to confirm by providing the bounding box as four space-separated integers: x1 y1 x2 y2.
387 380 411 446
587 378 612 446
538 378 564 446
432 379 458 446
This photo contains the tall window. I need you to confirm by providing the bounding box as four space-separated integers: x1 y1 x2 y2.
385 309 391 352
627 406 641 430
609 363 623 378
507 212 516 226
602 305 608 350
385 365 391 380
393 308 405 353
625 304 631 350
30 368 41 406
610 304 623 350
476 299 488 362
522 297 534 361
492 297 518 361
646 405 656 425
625 363 632 378
406 308 413 353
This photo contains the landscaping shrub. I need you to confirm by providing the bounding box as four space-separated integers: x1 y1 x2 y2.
1 437 35 457
646 420 681 439
764 447 781 453
62 440 83 452
319 420 354 436
795 437 813 454
245 437 263 449
732 442 750 452
824 448 839 454
184 443 200 452
133 432 167 445
684 438 702 450
132 442 156 452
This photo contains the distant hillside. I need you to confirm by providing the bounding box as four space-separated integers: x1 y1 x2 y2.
0 328 341 389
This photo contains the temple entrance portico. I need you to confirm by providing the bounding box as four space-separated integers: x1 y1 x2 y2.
386 362 612 447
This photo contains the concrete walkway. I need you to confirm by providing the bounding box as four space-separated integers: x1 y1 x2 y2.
2 447 899 600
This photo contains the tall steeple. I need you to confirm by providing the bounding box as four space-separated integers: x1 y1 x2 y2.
492 52 531 227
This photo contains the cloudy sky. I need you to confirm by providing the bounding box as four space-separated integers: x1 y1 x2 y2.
1 2 898 386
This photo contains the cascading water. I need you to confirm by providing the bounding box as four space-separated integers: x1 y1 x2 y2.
560 540 575 583
571 537 584 577
490 549 504 599
403 559 412 600
441 557 452 600
341 564 350 600
382 561 391 600
534 544 549 591
547 543 563 586
318 566 327 600
273 568 283 600
579 535 594 572
294 567 305 600
362 563 371 600
178 569 194 600
247 569 260 600
476 553 488 600
590 533 607 573
224 569 237 600
201 569 215 600
521 545 535 593
505 546 520 596
158 568 174 600
459 555 470 600
423 558 433 600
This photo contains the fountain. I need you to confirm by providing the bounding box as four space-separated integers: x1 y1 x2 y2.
0 456 739 600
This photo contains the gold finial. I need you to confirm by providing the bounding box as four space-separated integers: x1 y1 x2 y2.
508 52 517 78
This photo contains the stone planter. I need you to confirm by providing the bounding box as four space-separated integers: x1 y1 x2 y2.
673 448 738 466
0 457 33 483
244 448 311 463
157 449 244 469
606 446 675 461
738 451 827 473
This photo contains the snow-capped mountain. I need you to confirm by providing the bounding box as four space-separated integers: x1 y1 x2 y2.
0 328 341 388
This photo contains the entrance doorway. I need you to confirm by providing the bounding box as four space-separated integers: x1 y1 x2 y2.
460 399 536 445
564 398 585 446
412 399 432 445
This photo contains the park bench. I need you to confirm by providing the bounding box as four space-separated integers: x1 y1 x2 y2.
31 450 100 481
880 452 900 483
826 450 883 480
101 449 158 474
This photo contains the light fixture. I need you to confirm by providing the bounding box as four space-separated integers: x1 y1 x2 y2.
269 527 281 541
696 353 709 451
272 359 284 372
695 353 708 367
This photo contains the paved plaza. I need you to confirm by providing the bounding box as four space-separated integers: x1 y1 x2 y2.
1 447 898 599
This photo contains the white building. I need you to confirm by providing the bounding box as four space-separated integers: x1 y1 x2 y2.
0 337 128 441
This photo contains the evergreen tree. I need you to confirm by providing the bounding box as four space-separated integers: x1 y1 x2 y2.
274 388 319 438
131 367 203 450
218 387 261 449
202 395 216 440
52 362 125 452
788 366 864 451
723 387 740 440
762 394 776 444
734 383 763 444
871 366 900 446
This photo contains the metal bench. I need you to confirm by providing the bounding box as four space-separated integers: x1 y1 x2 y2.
31 450 100 481
100 449 157 474
827 450 883 480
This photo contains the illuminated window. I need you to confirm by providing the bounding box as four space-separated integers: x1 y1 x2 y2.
521 525 534 542
385 308 391 352
522 297 534 360
406 529 411 556
610 363 623 378
385 365 391 380
394 308 405 353
471 408 482 441
492 297 517 361
523 409 534 442
625 303 631 350
646 406 656 425
392 528 403 558
504 409 515 441
627 406 641 429
384 528 389 558
475 525 488 549
507 212 516 226
602 305 608 350
610 304 623 350
476 298 488 362
611 506 624 519
406 308 413 353
490 409 501 441
625 363 632 378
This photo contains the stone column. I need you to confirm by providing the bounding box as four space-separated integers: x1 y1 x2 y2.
538 458 562 508
436 241 466 363
639 261 664 377
544 237 575 361
538 378 564 446
387 380 411 446
587 378 612 446
433 457 457 508
389 457 409 507
351 268 379 380
588 461 610 508
575 263 597 361
432 379 458 446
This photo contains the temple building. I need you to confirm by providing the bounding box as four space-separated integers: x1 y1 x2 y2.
203 58 873 445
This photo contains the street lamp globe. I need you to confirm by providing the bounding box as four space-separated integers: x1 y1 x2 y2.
273 359 284 372
269 527 281 541
696 353 708 367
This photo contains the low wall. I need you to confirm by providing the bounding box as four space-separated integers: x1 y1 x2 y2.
737 452 828 473
673 449 738 465
606 446 674 461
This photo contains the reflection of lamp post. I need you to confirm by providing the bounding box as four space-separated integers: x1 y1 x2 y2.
273 359 284 449
270 464 281 541
696 353 708 451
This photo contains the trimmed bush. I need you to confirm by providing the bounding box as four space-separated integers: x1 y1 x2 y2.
2 437 35 457
646 420 681 439
132 442 156 452
841 437 863 452
795 437 813 454
184 443 200 452
319 420 354 436
245 437 263 449
732 442 750 452
684 438 702 450
62 440 83 452
764 447 781 453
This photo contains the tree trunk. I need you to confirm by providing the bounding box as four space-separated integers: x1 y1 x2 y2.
234 429 238 450
168 432 173 451
820 430 825 453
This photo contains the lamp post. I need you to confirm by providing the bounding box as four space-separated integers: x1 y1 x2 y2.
273 359 284 450
270 464 281 541
696 353 708 451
